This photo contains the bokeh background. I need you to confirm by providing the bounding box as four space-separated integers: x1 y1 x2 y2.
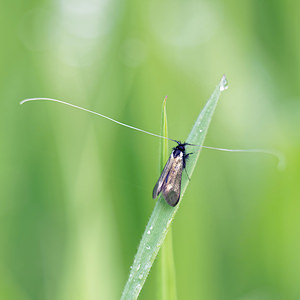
1 0 299 299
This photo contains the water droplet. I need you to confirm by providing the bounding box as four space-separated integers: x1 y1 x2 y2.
134 284 142 297
147 230 151 234
138 274 143 279
145 262 151 270
199 129 203 133
136 264 140 271
150 225 153 230
219 75 228 91
146 245 150 250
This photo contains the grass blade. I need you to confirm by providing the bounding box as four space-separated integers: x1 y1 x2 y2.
120 75 228 300
159 97 177 300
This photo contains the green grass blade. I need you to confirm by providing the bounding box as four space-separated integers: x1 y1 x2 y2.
120 75 228 300
159 97 177 300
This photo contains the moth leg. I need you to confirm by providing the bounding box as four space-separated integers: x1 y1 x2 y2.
184 168 191 181
183 153 192 180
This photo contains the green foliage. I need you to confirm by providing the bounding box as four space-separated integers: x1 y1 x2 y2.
159 98 177 300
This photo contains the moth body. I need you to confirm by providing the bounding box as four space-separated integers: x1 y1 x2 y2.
152 142 189 207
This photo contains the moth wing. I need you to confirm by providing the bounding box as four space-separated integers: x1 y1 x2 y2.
152 154 175 199
162 155 183 207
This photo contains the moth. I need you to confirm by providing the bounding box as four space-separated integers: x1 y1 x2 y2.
152 142 189 207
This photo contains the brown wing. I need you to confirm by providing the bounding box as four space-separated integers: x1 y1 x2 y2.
152 154 175 199
161 155 183 206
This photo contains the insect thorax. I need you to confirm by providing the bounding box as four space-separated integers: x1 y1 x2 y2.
173 143 186 158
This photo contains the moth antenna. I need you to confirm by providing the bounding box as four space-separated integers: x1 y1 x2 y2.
20 98 285 169
190 145 286 170
20 97 178 143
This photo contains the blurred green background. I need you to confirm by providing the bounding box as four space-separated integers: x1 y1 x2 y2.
1 0 299 299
